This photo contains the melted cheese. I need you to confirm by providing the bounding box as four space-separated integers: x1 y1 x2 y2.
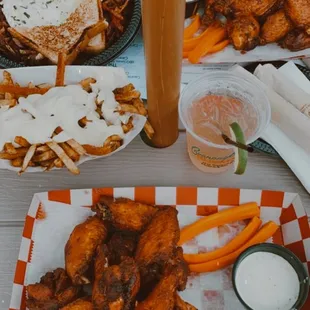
0 77 131 150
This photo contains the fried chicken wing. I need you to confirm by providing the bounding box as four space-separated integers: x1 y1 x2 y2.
56 286 82 308
27 284 54 301
65 216 108 285
173 247 189 292
202 0 216 27
93 257 140 310
285 0 310 34
260 9 293 44
93 196 158 232
227 15 260 50
135 266 180 310
213 0 278 16
135 207 180 286
281 29 310 51
61 298 93 310
174 294 197 310
232 0 278 16
93 245 109 309
27 268 82 310
107 231 138 265
26 299 59 310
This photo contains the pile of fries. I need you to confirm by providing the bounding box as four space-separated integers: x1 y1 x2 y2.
0 56 154 175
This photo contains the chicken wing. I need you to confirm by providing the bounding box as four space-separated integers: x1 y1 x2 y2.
107 231 138 265
93 196 158 232
61 298 93 310
174 294 197 310
232 0 278 16
27 284 54 302
92 244 109 309
202 0 216 27
213 0 278 16
285 0 310 34
92 257 140 310
227 15 260 50
173 247 189 292
281 29 310 51
65 216 108 285
135 207 180 286
26 268 82 310
260 9 293 44
135 266 180 310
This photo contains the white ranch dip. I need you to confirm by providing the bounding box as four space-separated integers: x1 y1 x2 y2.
235 252 300 310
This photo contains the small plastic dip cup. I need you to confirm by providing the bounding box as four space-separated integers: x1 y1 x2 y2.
232 243 309 310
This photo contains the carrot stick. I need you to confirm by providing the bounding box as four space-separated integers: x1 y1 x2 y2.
183 24 221 51
209 40 229 54
188 27 226 64
184 217 262 264
189 221 279 273
178 202 259 246
184 14 201 40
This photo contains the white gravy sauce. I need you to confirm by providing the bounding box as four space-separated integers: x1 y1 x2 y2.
235 252 300 310
3 0 84 28
0 76 131 149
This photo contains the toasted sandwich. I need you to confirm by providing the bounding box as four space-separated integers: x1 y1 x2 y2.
8 0 107 64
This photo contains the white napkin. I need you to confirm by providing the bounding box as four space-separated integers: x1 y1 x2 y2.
231 65 310 194
25 201 93 285
255 63 310 117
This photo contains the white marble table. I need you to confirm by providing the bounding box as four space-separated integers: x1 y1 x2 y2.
0 132 309 309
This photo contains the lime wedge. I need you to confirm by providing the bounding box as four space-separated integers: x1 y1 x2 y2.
229 122 248 175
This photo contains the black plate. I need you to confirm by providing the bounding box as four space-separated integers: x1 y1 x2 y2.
0 0 141 68
245 62 310 158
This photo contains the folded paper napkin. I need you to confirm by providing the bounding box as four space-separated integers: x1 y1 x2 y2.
231 64 310 194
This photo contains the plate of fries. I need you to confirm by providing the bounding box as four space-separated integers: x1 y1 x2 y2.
0 60 154 175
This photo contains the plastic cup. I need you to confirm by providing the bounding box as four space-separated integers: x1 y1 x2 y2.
179 70 271 173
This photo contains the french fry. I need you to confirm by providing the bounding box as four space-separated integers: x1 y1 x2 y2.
14 136 31 147
0 99 17 107
59 142 80 162
37 83 53 89
5 92 15 100
115 90 141 102
79 78 96 92
54 158 64 168
120 103 139 114
66 139 86 156
114 83 135 94
144 121 155 140
27 82 35 88
20 144 37 174
3 71 14 85
0 85 49 97
39 159 56 168
56 52 66 87
122 117 134 134
4 143 17 154
11 157 23 167
0 147 29 159
46 141 80 175
132 98 147 116
83 141 121 156
32 150 56 162
36 145 50 153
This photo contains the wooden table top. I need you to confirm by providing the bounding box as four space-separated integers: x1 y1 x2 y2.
0 132 309 309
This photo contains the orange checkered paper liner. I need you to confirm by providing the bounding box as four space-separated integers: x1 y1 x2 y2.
10 187 310 310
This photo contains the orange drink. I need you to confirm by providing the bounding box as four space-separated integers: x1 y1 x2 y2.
179 71 271 173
